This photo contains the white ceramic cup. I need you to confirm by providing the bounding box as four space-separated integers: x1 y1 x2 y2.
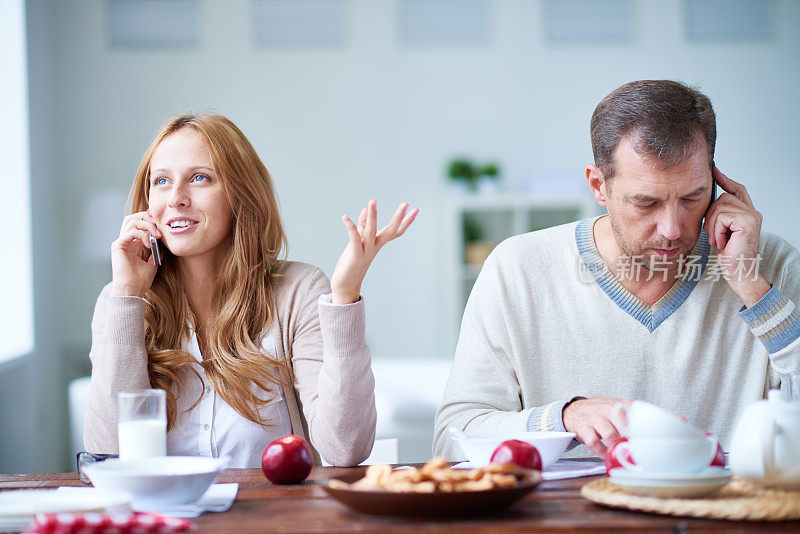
614 436 718 475
611 401 704 439
118 389 167 461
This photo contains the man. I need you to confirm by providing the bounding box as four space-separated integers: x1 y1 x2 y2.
434 80 800 459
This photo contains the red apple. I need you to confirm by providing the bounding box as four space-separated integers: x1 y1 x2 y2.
489 440 542 471
604 438 632 474
705 433 725 467
261 435 313 484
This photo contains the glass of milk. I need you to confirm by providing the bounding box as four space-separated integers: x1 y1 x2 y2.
118 389 167 460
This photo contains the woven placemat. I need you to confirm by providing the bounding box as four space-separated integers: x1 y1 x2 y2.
581 477 800 521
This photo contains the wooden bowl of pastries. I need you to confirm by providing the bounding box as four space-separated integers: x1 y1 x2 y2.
322 456 542 518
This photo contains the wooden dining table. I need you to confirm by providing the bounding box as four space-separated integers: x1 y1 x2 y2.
2 465 798 532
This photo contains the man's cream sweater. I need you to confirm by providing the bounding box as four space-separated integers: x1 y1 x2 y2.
434 217 800 459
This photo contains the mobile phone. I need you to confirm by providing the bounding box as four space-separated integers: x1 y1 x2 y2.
709 180 718 212
704 161 718 224
149 234 162 267
710 160 718 205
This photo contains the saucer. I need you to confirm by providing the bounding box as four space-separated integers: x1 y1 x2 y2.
609 466 732 498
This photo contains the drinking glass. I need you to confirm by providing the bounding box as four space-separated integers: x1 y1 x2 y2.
118 389 167 460
76 452 117 484
786 372 800 402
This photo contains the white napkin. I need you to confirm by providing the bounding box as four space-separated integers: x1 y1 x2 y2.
57 483 239 518
452 460 606 480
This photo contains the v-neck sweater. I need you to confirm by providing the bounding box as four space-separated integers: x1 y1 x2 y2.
84 261 376 467
434 217 800 459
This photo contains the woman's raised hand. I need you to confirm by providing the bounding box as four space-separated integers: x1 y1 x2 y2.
110 211 162 297
330 200 418 304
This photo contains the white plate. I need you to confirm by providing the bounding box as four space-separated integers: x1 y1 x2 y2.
609 466 732 498
0 488 130 532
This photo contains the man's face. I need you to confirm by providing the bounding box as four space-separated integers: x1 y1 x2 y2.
602 136 713 272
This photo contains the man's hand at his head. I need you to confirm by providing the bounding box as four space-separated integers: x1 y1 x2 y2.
562 397 630 458
704 167 771 307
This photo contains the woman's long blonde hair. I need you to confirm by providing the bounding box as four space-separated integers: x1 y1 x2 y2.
129 114 291 430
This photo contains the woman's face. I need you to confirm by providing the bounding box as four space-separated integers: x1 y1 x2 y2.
148 127 234 266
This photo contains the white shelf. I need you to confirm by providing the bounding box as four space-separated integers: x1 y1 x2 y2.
449 193 592 210
445 193 600 351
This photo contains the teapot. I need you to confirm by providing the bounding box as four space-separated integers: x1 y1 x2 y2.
729 389 800 489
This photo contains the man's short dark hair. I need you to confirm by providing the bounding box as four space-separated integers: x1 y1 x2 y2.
590 80 716 182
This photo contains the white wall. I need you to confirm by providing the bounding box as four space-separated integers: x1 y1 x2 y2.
0 357 36 473
44 0 800 358
0 0 63 474
8 0 799 472
0 0 34 363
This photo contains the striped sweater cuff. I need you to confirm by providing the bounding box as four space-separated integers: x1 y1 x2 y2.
739 285 800 354
526 397 578 432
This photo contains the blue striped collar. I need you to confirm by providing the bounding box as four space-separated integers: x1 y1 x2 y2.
575 216 711 332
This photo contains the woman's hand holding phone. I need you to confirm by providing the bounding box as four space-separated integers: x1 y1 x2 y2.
110 211 162 297
330 200 418 304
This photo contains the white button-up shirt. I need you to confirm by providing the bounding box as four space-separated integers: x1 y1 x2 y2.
167 330 293 468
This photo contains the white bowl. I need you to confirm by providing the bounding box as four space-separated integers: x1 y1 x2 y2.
453 431 575 469
83 456 228 508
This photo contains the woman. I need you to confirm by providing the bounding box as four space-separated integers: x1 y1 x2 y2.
84 114 417 467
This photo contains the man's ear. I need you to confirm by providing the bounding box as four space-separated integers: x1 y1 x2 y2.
586 164 608 208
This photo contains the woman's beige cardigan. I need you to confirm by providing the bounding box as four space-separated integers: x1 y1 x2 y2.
84 261 376 467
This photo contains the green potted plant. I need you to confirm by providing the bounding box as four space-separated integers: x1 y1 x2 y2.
476 162 500 194
447 158 501 193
